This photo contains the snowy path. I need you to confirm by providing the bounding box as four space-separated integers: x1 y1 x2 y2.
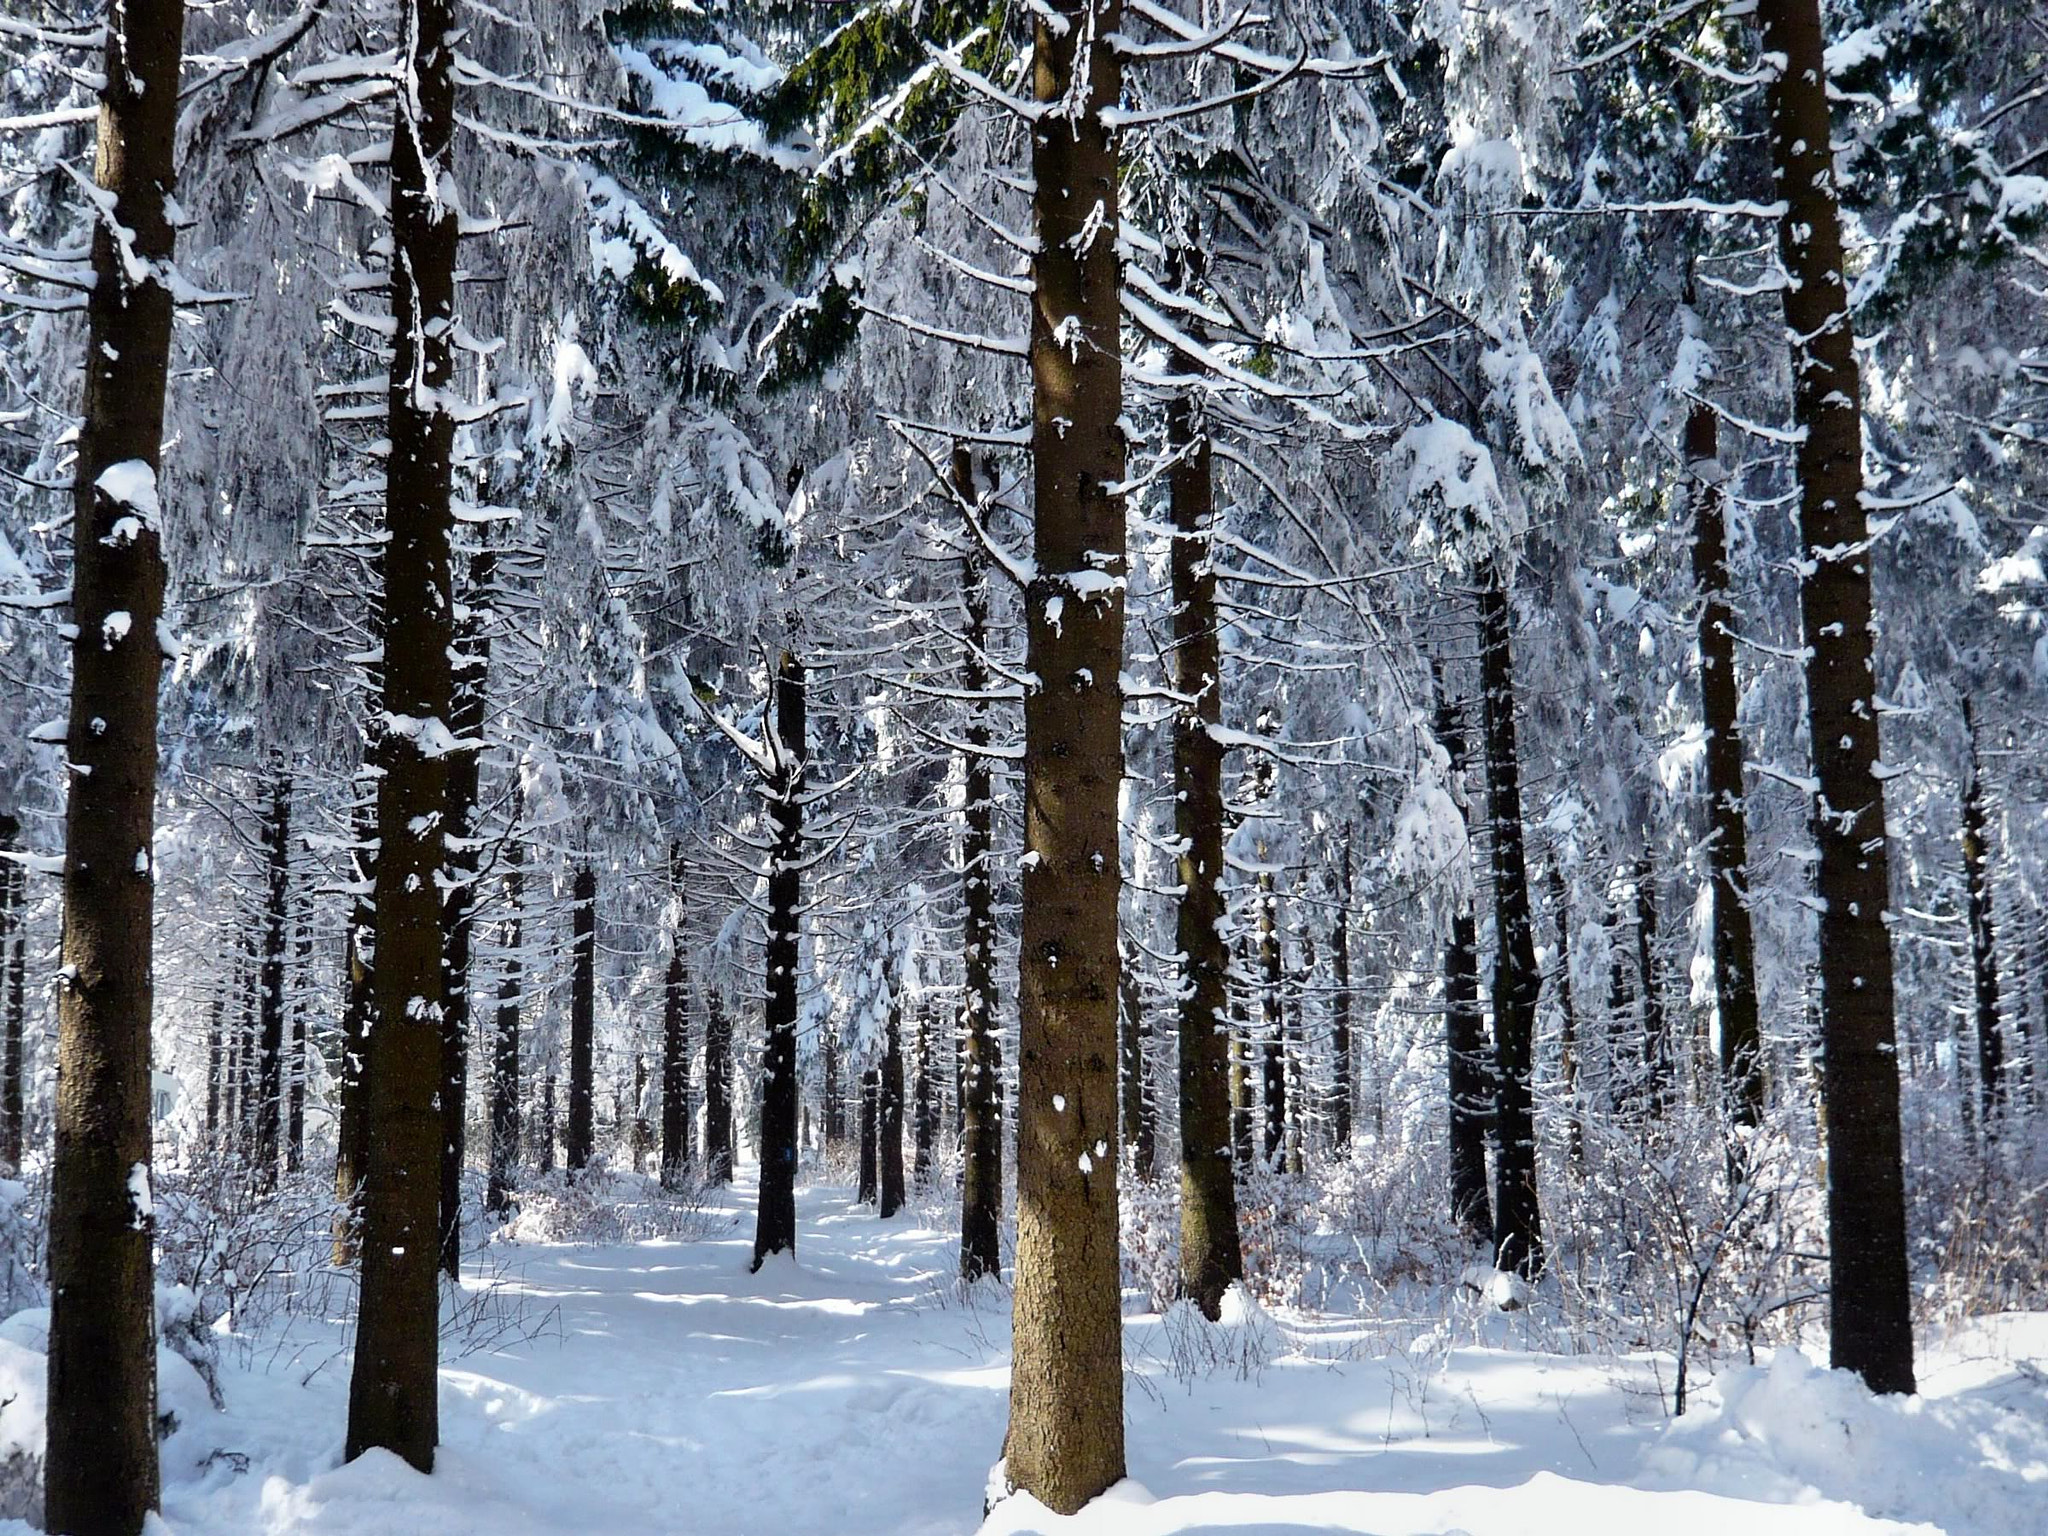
114 1179 2048 1534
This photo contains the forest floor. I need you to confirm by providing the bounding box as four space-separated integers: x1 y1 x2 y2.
9 1175 2046 1534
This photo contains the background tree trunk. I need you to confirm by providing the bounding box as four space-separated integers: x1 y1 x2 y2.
858 1068 878 1205
334 789 376 1263
1961 699 2004 1133
956 454 1003 1281
1478 571 1544 1279
752 653 806 1267
704 991 733 1183
488 843 523 1215
566 863 597 1174
879 990 905 1218
661 842 691 1189
256 765 292 1188
1439 684 1494 1246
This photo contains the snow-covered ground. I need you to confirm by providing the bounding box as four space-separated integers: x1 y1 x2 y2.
5 1178 2043 1534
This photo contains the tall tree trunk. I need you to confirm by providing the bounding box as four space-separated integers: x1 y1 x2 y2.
1758 0 1914 1396
956 449 1003 1281
752 653 806 1267
858 1068 878 1205
1330 834 1354 1151
1004 0 1128 1507
1229 957 1255 1171
1169 387 1243 1314
1478 571 1544 1279
1118 940 1154 1179
1439 684 1494 1246
704 990 733 1184
1546 862 1583 1164
1258 832 1286 1168
488 841 523 1215
237 942 259 1152
0 816 23 1171
46 2 187 1524
1635 856 1670 1118
1606 873 1637 1116
1961 699 2004 1132
346 0 460 1469
206 987 224 1150
879 988 906 1218
334 788 376 1263
660 842 691 1189
288 909 310 1173
1687 404 1765 1129
566 864 597 1174
539 1072 557 1174
257 764 291 1189
439 551 490 1272
823 1028 843 1148
913 1002 935 1185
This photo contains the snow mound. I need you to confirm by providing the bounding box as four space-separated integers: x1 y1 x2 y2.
1643 1345 2048 1536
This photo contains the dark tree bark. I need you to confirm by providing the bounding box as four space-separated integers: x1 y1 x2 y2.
334 787 376 1264
1961 699 2004 1131
288 909 311 1173
1229 953 1255 1171
858 1068 879 1205
704 991 733 1184
1003 0 1128 1507
879 988 906 1218
1118 940 1154 1178
346 0 460 1470
823 1028 844 1149
1438 683 1494 1246
660 842 691 1189
1546 863 1583 1164
1606 874 1638 1115
1477 572 1544 1279
205 987 224 1149
913 1003 936 1185
488 841 523 1215
256 765 291 1189
1758 0 1914 1396
46 0 190 1520
1635 857 1671 1117
0 815 23 1171
631 1054 652 1170
1257 762 1287 1169
956 450 1002 1282
1167 389 1243 1314
566 863 597 1174
439 550 491 1272
1330 834 1354 1151
539 1072 557 1174
237 941 259 1151
1687 404 1766 1129
752 653 807 1268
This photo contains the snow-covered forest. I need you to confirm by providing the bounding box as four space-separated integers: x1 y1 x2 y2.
1 0 2045 1531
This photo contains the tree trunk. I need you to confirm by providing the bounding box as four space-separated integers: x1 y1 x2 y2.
256 765 291 1189
1229 958 1255 1171
288 909 311 1173
1960 699 2004 1132
334 787 376 1263
704 991 733 1184
956 448 1003 1282
1478 572 1544 1279
206 988 224 1150
488 841 523 1215
752 652 806 1268
1635 856 1670 1118
566 863 597 1174
1258 832 1286 1169
439 550 490 1272
823 1028 843 1148
47 8 188 1525
1330 834 1354 1152
1118 941 1154 1179
539 1072 557 1174
1439 684 1495 1246
346 0 460 1469
1168 392 1243 1314
237 942 259 1152
0 816 23 1172
1546 862 1583 1164
1758 0 1914 1396
1003 0 1128 1507
858 1068 879 1205
1687 403 1766 1129
879 989 906 1218
661 842 691 1189
913 1003 935 1185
